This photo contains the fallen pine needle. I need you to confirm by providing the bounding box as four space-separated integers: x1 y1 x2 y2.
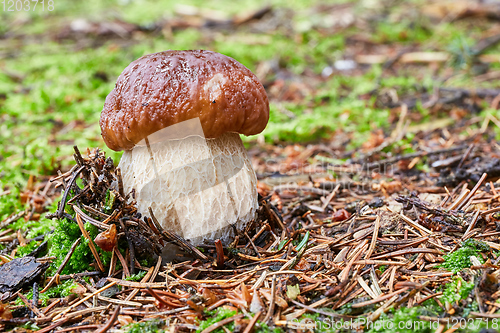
242 311 262 333
53 281 118 320
200 313 245 333
94 305 121 333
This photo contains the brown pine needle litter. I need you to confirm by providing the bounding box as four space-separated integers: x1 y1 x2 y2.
1 138 500 332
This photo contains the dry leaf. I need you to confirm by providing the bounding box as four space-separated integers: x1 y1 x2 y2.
94 224 117 252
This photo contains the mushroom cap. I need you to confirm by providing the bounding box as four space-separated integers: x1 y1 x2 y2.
100 50 270 151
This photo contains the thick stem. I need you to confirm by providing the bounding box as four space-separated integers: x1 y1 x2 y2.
118 132 258 245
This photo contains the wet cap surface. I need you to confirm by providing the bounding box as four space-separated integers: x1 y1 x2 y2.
100 50 269 151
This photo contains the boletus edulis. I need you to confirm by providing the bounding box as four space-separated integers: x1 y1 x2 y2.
99 50 269 245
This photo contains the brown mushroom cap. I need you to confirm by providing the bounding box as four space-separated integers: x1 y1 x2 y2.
100 50 269 151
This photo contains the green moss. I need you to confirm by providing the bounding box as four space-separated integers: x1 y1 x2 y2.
420 299 443 316
16 240 43 258
440 239 489 274
46 216 111 275
103 189 116 214
9 201 59 237
19 322 40 331
125 271 147 282
373 17 432 44
383 133 416 155
480 109 500 140
447 36 476 69
0 188 23 224
197 308 238 333
47 218 88 274
442 276 475 305
25 216 57 239
254 322 283 333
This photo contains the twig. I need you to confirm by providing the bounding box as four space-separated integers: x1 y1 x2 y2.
473 34 500 56
76 213 105 272
242 311 261 333
57 271 101 281
272 185 330 196
363 145 467 170
48 165 85 219
397 212 432 235
31 282 39 318
416 292 443 305
57 325 100 332
457 143 475 169
53 281 118 320
456 173 488 211
290 300 348 318
153 306 191 316
34 318 70 333
321 184 341 212
215 239 225 269
146 288 181 308
94 306 121 333
364 215 380 259
262 275 276 323
352 287 409 308
18 292 44 318
119 219 135 275
439 87 500 99
113 247 130 278
448 185 470 210
107 278 173 289
97 295 141 307
71 205 110 230
0 211 26 229
470 312 500 318
244 231 261 258
481 207 500 216
462 210 481 241
116 167 124 198
41 238 81 293
371 248 442 260
200 314 245 333
125 265 155 302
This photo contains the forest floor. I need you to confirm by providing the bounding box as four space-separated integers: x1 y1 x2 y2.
2 0 500 332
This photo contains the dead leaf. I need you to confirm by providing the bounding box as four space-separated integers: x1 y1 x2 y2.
94 224 117 252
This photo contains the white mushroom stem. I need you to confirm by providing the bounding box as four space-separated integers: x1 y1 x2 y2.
118 132 258 245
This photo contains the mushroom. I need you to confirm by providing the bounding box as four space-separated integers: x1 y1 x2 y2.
100 50 269 245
